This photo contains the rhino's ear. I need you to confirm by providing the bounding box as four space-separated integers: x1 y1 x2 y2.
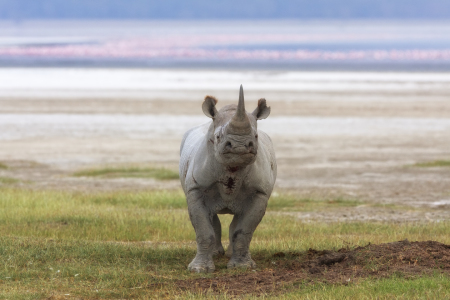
202 96 218 118
252 98 271 120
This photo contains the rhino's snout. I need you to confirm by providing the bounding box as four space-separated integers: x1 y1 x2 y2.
222 139 257 155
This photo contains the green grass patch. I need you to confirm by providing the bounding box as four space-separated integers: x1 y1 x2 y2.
0 189 448 244
1 236 450 299
0 162 7 169
0 189 189 241
73 166 179 180
0 189 449 298
268 194 362 211
0 176 19 184
414 160 450 167
279 273 450 300
0 236 195 299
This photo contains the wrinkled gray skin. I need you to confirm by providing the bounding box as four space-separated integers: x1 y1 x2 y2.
179 85 277 273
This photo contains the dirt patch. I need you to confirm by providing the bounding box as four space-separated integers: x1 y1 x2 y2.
176 240 450 296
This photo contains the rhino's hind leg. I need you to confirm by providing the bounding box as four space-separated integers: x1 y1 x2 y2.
227 193 268 269
212 214 225 256
187 191 216 273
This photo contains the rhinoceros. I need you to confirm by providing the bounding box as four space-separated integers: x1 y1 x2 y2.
179 85 277 273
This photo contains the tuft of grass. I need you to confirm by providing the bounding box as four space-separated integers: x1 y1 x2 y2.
0 162 7 169
414 160 450 167
73 166 179 180
0 176 19 184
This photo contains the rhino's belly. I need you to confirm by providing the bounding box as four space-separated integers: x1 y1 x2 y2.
203 182 255 215
217 207 233 214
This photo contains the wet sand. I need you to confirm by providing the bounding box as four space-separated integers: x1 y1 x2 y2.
0 69 449 221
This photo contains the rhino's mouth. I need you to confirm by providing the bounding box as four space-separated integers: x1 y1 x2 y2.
221 152 256 167
223 152 255 158
222 149 256 155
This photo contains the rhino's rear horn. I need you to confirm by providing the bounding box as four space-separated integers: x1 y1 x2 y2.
202 95 218 119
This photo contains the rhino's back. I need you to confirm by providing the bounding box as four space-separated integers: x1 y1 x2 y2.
179 121 210 188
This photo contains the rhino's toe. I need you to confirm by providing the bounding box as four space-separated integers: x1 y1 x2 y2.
227 257 256 269
188 264 215 273
188 257 215 273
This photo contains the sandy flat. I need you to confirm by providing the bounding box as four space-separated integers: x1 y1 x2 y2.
0 69 449 221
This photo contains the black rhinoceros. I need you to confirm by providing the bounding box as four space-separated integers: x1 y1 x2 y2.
179 85 277 273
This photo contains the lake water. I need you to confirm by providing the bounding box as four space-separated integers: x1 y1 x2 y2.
1 20 450 70
1 20 449 143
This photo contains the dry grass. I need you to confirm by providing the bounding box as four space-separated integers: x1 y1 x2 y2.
414 160 450 167
0 176 19 184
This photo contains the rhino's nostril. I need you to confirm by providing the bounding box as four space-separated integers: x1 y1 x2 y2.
225 141 232 148
248 141 254 148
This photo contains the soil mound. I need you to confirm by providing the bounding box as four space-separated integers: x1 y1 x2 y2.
176 240 450 296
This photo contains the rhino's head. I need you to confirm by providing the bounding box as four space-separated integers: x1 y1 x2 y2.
202 85 271 168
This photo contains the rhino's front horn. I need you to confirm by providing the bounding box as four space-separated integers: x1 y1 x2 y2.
233 84 246 122
229 85 252 134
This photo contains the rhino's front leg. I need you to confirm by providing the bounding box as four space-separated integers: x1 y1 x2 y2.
225 215 238 258
227 192 268 269
187 190 216 273
212 214 225 256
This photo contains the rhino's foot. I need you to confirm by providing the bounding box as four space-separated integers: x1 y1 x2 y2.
227 255 256 269
213 245 225 257
188 256 215 273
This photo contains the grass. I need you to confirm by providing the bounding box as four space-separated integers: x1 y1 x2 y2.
268 194 362 211
0 188 449 298
0 162 7 169
73 166 179 180
0 176 19 184
278 273 450 299
413 160 450 167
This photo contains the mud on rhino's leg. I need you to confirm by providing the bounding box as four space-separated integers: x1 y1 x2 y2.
225 215 238 258
187 190 216 273
212 214 225 256
228 193 268 269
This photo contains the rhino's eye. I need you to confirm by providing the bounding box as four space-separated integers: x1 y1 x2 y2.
216 135 220 140
255 134 258 139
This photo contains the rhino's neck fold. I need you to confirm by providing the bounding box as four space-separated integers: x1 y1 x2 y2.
218 164 250 196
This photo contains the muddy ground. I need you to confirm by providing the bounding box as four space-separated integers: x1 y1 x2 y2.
0 71 449 222
176 239 450 296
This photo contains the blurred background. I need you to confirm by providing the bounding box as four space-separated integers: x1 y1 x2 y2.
0 0 450 220
1 0 450 69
